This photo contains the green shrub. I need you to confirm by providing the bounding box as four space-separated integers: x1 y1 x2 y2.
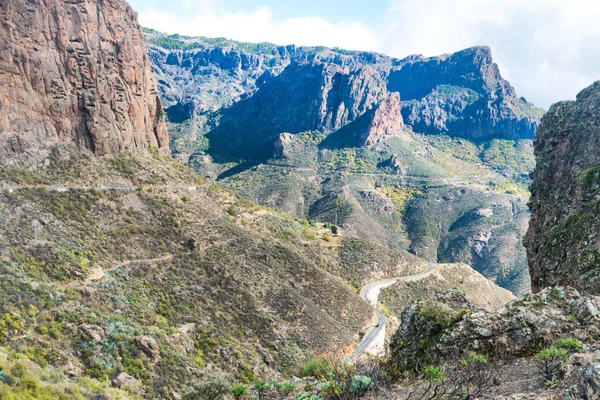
321 380 342 398
229 384 247 400
36 325 49 335
423 365 444 383
554 338 583 353
227 205 237 216
10 363 26 379
536 346 568 383
299 357 333 380
253 379 271 400
349 375 372 397
17 376 40 393
273 381 295 398
297 392 321 400
181 370 232 400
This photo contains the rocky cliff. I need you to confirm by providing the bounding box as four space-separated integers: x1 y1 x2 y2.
206 61 391 157
526 81 600 294
0 0 169 162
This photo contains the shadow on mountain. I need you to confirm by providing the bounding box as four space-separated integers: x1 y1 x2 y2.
216 160 263 180
319 110 373 150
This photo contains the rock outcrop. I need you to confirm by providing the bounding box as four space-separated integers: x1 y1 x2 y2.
360 92 407 146
0 0 169 162
389 287 600 372
525 81 600 294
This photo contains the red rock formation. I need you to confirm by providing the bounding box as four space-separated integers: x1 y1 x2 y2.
0 0 169 160
361 92 407 146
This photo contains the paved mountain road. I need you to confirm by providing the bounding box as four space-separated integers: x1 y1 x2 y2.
347 262 437 363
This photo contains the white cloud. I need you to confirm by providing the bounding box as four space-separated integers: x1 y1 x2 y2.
136 0 600 109
138 5 380 52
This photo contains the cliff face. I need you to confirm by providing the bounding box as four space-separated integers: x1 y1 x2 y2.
206 61 391 157
0 0 169 161
526 81 600 294
389 46 542 140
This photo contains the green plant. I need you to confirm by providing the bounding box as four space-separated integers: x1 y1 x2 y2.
273 381 295 399
10 363 26 378
297 392 321 400
321 380 342 399
253 379 272 400
299 357 334 380
229 384 248 400
349 375 372 398
554 338 583 353
423 365 444 383
536 346 568 384
181 370 233 400
227 205 237 216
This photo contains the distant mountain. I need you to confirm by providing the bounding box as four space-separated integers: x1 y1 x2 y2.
146 33 540 294
145 32 543 160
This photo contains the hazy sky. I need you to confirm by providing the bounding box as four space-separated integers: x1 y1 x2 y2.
130 0 600 109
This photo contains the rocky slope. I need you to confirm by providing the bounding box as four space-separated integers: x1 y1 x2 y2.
205 61 391 157
387 286 600 398
526 81 600 294
0 0 169 163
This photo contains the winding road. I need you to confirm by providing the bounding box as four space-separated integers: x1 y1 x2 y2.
347 262 437 363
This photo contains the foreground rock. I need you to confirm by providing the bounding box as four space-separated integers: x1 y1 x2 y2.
0 0 169 162
390 287 600 372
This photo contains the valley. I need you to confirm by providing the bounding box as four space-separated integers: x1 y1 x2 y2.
1 0 600 398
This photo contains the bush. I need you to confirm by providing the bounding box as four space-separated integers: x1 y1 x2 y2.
253 379 271 400
181 370 233 400
321 380 342 398
554 338 583 353
227 205 237 216
273 381 295 399
297 392 321 400
536 346 568 384
349 375 372 398
229 384 247 400
10 363 26 379
17 376 40 393
299 357 333 380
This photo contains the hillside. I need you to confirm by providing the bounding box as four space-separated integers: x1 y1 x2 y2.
0 146 399 395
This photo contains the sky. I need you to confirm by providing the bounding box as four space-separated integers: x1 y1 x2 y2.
130 0 600 109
